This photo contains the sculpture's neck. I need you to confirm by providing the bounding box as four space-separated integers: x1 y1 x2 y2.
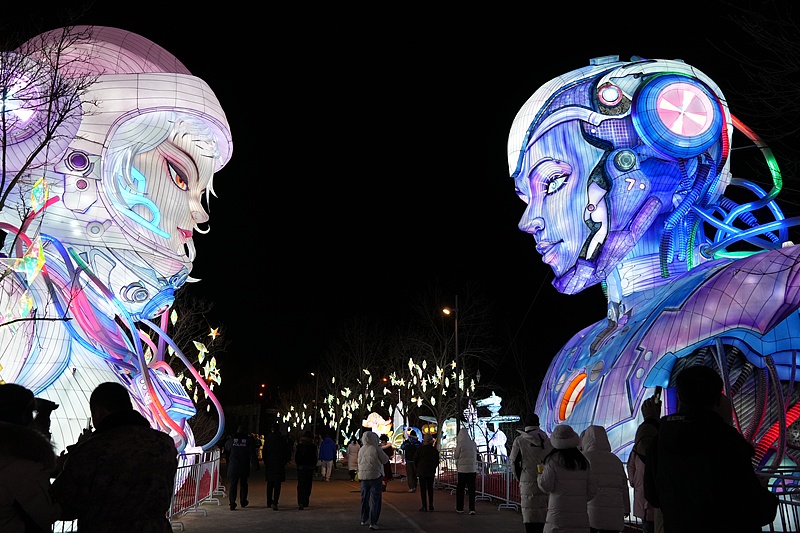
604 253 689 322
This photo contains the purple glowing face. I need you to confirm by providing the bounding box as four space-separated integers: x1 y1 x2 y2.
515 121 607 278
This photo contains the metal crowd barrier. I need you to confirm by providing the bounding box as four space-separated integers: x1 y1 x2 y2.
51 449 225 533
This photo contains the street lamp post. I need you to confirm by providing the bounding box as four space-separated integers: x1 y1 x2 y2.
311 371 319 436
443 295 460 434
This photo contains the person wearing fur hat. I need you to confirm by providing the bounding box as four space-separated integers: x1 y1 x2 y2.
0 383 62 533
509 414 551 532
580 425 630 533
538 424 597 533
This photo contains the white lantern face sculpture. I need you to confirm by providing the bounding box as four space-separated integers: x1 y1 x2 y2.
0 26 231 453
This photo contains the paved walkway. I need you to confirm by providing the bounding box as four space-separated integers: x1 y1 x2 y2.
171 463 523 533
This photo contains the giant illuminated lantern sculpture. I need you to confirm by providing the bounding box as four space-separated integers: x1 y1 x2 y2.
0 26 231 453
508 55 800 466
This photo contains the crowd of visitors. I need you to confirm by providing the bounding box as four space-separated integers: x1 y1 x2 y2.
0 365 783 532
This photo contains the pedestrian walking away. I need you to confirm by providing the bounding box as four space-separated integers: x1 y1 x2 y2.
414 432 440 512
401 429 421 493
263 423 291 510
346 437 361 481
318 433 337 482
294 431 318 510
223 424 260 510
358 430 389 530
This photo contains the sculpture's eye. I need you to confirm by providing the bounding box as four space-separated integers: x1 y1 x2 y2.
544 173 569 195
168 161 188 191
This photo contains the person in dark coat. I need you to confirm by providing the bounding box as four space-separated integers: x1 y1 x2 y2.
224 424 260 510
294 431 318 510
400 430 421 492
379 433 394 491
51 382 178 533
413 433 440 512
263 423 290 510
0 383 61 533
644 365 779 533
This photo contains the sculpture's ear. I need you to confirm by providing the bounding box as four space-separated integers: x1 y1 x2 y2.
631 74 724 160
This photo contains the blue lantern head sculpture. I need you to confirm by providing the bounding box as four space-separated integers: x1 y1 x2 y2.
508 56 732 295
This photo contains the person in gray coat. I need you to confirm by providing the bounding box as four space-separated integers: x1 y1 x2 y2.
580 425 630 533
509 414 550 533
538 424 598 533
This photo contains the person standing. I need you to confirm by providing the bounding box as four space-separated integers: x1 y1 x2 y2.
454 427 479 514
318 433 337 482
627 395 661 533
346 437 361 481
644 365 779 533
509 414 550 533
538 424 598 533
294 431 318 510
414 433 440 512
263 423 290 510
580 425 630 533
223 424 260 510
401 430 421 493
0 383 61 533
358 431 389 530
379 434 395 491
51 382 178 532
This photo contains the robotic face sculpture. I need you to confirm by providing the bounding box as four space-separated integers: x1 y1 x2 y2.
508 57 730 294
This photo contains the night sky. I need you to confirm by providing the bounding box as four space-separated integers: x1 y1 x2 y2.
7 1 800 405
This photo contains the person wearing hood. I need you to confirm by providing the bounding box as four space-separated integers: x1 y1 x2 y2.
263 423 291 511
454 427 479 514
538 424 598 533
0 383 61 533
357 431 389 530
579 425 630 533
51 382 178 532
509 414 550 532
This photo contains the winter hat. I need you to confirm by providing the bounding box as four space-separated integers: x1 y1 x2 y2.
0 383 36 426
379 434 389 442
550 424 580 449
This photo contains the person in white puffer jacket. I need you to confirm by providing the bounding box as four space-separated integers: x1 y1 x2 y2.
357 431 389 530
580 425 630 533
538 424 598 533
510 414 551 533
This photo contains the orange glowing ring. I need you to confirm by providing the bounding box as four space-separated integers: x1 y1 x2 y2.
558 373 587 421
